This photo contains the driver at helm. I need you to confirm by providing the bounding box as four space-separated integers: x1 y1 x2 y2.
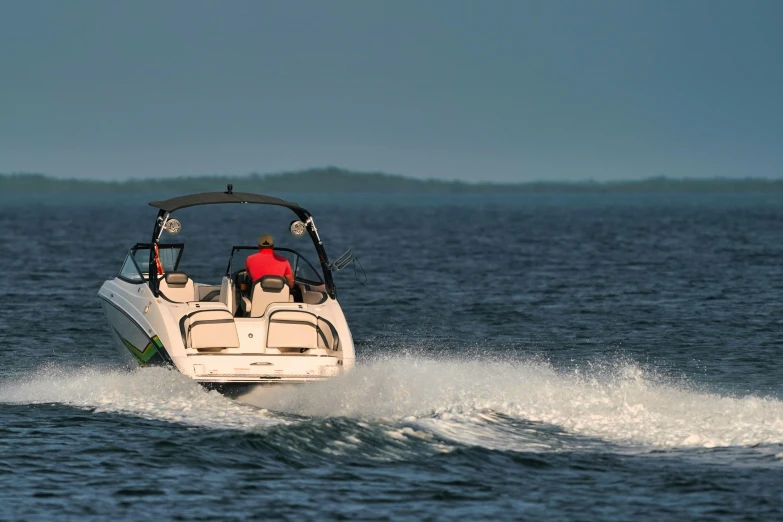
246 234 295 289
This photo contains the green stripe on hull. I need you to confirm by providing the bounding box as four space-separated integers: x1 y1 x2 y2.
114 329 162 366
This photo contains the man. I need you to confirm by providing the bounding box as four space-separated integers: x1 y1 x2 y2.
246 234 295 289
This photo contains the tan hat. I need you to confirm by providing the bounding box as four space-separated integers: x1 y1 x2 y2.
258 234 274 248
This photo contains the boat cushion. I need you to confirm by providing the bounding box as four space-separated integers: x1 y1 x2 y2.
260 276 286 292
266 311 318 350
247 276 291 317
184 309 240 350
159 272 195 303
317 317 339 351
165 272 189 285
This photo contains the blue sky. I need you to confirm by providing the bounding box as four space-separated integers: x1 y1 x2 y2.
1 0 781 181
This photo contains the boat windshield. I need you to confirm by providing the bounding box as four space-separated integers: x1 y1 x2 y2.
226 247 323 285
118 244 184 283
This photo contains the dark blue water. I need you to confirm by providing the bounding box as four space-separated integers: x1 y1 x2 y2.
0 192 782 520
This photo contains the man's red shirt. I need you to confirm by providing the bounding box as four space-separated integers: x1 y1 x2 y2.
246 249 293 282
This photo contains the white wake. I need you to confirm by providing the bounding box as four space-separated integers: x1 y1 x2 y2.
3 357 783 452
244 356 783 450
0 365 279 431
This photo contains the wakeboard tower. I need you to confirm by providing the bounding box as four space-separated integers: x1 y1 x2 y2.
98 185 358 398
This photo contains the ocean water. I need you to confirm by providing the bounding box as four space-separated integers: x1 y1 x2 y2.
0 191 781 520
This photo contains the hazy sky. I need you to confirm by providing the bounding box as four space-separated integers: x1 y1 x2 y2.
1 0 781 181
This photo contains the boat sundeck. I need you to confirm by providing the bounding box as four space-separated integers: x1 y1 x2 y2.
98 186 357 397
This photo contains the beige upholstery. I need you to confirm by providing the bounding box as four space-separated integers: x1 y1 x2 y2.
317 317 339 351
159 272 195 303
183 309 240 351
244 277 290 318
165 272 189 285
267 311 318 350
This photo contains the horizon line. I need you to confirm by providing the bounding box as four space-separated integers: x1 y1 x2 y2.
3 168 783 186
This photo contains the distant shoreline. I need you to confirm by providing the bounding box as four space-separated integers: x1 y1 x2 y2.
2 168 782 193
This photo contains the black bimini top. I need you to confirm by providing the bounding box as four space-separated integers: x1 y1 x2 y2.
148 191 306 214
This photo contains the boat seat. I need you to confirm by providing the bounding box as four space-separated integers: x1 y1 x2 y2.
265 311 341 352
241 276 291 318
182 309 240 351
267 310 319 350
159 272 195 303
317 317 340 351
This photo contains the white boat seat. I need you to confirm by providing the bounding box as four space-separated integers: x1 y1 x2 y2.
159 272 195 303
182 309 240 351
267 310 319 350
264 311 340 352
317 317 339 351
241 276 291 318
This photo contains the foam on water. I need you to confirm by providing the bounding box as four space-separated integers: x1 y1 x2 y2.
244 355 783 450
0 365 279 431
4 356 783 453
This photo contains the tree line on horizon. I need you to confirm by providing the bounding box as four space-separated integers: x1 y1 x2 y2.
1 167 781 193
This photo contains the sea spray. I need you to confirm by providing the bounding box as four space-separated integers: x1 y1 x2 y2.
244 354 783 449
3 357 783 451
0 364 279 431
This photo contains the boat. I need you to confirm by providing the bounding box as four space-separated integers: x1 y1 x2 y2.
98 185 357 397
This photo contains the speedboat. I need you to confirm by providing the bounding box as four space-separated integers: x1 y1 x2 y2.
98 186 357 397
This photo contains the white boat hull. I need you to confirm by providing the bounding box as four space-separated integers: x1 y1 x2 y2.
99 276 355 394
